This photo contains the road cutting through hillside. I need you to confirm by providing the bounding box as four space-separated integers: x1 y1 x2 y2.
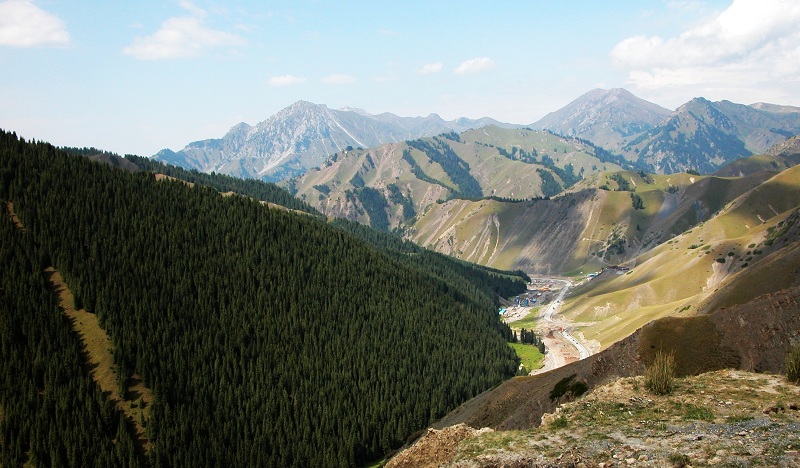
505 278 591 374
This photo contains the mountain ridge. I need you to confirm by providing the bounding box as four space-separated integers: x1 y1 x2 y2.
533 89 800 174
532 88 672 152
155 101 512 182
155 89 800 183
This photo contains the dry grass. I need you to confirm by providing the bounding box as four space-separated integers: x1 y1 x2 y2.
786 344 800 384
645 351 675 395
44 267 154 453
438 370 800 467
4 201 25 232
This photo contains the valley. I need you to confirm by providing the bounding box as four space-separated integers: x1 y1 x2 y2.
2 89 800 467
6 0 800 463
504 278 592 374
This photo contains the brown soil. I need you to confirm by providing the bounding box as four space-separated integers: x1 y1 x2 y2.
386 424 493 468
154 172 194 187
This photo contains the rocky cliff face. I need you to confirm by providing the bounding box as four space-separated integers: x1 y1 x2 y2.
154 101 508 182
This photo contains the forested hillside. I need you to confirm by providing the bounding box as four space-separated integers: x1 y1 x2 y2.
125 155 321 215
0 201 140 466
0 129 524 466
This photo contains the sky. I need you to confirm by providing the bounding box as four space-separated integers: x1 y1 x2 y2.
1 0 799 157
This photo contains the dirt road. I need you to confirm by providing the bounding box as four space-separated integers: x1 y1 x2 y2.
505 277 591 374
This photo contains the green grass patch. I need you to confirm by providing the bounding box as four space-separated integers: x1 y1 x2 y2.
511 306 542 329
682 403 715 421
549 415 569 429
509 342 545 372
726 414 754 423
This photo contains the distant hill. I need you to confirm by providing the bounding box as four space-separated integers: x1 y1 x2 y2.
382 133 800 362
154 101 512 182
714 135 800 177
534 89 800 175
621 97 800 173
532 88 671 152
287 126 625 231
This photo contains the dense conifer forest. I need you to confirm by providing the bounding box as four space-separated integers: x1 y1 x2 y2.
0 129 525 466
123 154 321 215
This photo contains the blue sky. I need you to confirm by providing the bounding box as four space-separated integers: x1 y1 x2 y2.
1 0 799 157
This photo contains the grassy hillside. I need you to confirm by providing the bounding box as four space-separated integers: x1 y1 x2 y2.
418 280 800 447
288 127 622 230
563 165 800 348
0 129 527 466
407 163 800 353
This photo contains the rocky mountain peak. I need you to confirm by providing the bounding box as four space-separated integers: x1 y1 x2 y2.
676 96 713 113
532 88 671 150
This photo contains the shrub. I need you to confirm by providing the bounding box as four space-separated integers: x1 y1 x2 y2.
550 415 569 429
786 343 800 383
645 351 675 395
668 452 691 467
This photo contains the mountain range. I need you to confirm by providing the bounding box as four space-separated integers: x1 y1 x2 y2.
534 89 800 173
532 87 672 152
155 88 800 183
154 101 508 182
286 126 625 231
4 125 800 466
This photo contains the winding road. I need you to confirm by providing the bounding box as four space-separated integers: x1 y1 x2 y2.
540 279 591 360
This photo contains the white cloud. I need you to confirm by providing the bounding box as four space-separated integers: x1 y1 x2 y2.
268 74 307 87
454 57 495 75
178 0 206 18
0 0 70 47
611 0 800 97
123 1 244 60
419 62 443 75
321 74 355 85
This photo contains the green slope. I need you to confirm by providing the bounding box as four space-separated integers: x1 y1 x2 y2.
289 127 623 230
563 165 800 348
0 129 526 466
